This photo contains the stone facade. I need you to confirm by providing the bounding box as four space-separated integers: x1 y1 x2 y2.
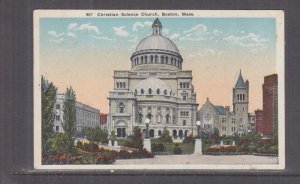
53 94 100 136
107 19 198 138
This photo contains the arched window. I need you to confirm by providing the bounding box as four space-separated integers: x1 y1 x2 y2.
118 102 125 113
158 130 162 136
150 55 154 63
123 82 126 88
180 82 183 88
172 115 176 124
171 57 174 65
147 113 152 120
148 88 152 95
161 55 164 64
138 113 143 124
183 82 186 88
166 114 170 123
164 89 167 95
186 82 189 88
116 82 119 88
119 82 123 88
145 55 148 63
141 56 144 64
166 56 169 64
155 55 158 63
243 94 245 101
156 89 160 94
134 89 137 95
141 89 144 94
169 90 172 96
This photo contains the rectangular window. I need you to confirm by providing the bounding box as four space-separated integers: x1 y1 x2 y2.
56 104 60 109
183 95 187 101
56 126 59 132
221 118 226 123
183 120 186 126
55 115 60 121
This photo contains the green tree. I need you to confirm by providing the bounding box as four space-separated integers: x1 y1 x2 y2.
62 86 77 155
82 127 108 144
158 129 173 143
49 133 68 154
41 76 57 156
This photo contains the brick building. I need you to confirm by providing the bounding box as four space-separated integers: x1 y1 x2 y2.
254 109 263 134
100 113 108 132
262 74 278 135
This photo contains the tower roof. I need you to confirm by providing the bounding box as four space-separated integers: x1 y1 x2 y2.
235 69 246 88
152 18 162 28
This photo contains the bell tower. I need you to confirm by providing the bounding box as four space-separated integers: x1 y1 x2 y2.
233 70 249 117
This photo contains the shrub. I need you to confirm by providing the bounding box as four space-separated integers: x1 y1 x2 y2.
173 144 183 155
183 134 195 144
118 150 133 159
152 143 165 152
95 152 116 164
132 148 155 158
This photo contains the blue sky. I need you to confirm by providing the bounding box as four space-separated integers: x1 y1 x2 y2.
39 17 277 112
40 17 276 56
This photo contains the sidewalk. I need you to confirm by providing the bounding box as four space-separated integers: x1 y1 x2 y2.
115 154 278 165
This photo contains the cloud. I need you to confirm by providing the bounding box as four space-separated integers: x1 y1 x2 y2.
132 21 152 31
48 30 64 37
92 35 115 41
170 33 180 40
187 49 217 58
50 38 64 43
77 23 101 34
67 32 77 38
113 26 129 37
128 35 139 43
162 28 170 35
180 24 208 41
212 29 222 36
68 23 78 30
223 32 268 50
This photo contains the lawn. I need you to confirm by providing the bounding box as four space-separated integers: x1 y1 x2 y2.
151 141 195 155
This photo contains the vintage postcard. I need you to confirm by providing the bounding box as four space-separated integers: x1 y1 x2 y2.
33 10 285 170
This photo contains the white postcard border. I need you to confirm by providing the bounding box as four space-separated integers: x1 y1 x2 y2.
33 10 285 170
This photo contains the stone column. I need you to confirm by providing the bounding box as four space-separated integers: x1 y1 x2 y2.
194 139 202 155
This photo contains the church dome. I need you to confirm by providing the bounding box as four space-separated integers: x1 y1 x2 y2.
131 18 183 71
134 77 172 96
135 35 179 54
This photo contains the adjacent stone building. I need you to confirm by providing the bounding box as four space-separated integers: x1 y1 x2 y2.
107 19 198 138
53 93 100 136
197 70 251 136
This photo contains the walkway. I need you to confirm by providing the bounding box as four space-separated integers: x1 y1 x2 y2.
115 154 278 165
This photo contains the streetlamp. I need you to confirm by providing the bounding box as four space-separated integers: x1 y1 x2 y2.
196 121 202 139
145 118 150 139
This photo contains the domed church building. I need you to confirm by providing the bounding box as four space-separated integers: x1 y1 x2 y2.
107 19 199 138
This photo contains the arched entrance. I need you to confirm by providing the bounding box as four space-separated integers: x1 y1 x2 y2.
173 130 177 138
184 130 189 137
149 129 155 138
178 130 183 138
